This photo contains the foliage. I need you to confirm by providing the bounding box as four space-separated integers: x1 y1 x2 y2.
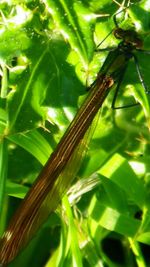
0 0 150 266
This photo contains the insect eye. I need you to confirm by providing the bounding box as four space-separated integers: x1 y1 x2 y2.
113 28 125 39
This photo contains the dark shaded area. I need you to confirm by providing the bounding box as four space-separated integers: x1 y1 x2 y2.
11 57 18 67
8 144 41 184
140 243 150 266
102 236 125 264
101 235 137 266
134 210 143 220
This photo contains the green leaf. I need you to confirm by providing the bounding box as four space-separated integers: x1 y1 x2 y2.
138 232 150 245
6 181 28 199
99 154 146 207
44 0 95 64
96 174 129 213
89 196 141 237
8 130 52 165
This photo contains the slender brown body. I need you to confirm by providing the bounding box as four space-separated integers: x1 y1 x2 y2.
0 75 113 265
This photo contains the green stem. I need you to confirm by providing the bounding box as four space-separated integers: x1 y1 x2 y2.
63 195 83 267
129 238 146 267
1 63 8 98
0 139 8 236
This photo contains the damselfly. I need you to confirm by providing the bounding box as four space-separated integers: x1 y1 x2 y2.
0 8 149 265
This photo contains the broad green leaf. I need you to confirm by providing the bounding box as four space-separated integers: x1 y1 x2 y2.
89 196 141 237
6 181 28 199
96 174 128 213
99 154 146 207
8 130 52 165
138 232 150 245
44 0 95 65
